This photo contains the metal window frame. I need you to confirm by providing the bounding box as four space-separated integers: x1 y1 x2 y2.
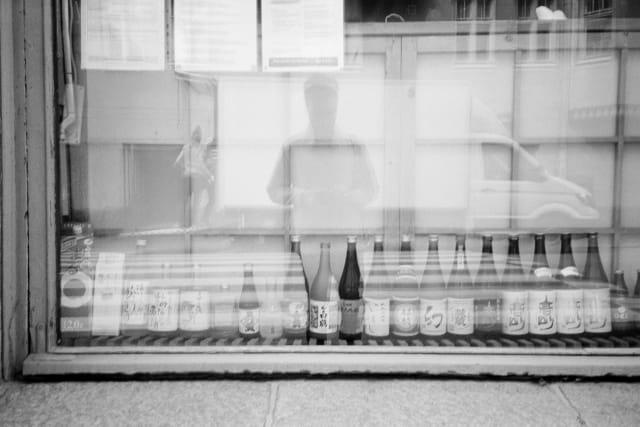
5 3 640 378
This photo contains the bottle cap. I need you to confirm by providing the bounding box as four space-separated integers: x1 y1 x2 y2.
374 235 383 243
347 235 357 243
290 234 301 243
401 234 411 242
428 234 438 241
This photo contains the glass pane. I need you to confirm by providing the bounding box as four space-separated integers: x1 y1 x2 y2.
57 1 639 351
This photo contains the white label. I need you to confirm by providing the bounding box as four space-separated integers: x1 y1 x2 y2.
420 298 447 336
534 267 553 278
148 289 179 332
611 297 632 325
283 300 308 331
363 297 390 337
238 307 260 335
560 266 580 278
179 290 210 331
528 289 557 335
92 253 125 336
556 288 584 334
501 290 528 336
391 296 419 336
212 303 236 329
309 299 339 334
584 288 612 333
447 297 473 335
121 280 148 326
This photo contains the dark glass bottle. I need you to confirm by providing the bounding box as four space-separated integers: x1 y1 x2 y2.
555 233 584 336
610 270 633 334
339 236 363 340
309 243 340 341
419 235 447 337
501 235 528 336
282 235 309 340
528 234 557 336
582 233 612 334
391 235 419 338
238 263 260 339
363 235 390 340
474 235 501 337
634 271 640 332
447 235 474 337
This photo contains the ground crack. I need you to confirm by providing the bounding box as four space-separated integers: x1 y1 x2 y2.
551 384 588 427
263 382 280 427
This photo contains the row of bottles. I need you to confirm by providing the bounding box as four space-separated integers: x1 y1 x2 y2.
307 232 640 342
118 237 309 340
61 232 640 343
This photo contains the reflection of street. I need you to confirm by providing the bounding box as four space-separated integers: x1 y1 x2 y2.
267 75 378 231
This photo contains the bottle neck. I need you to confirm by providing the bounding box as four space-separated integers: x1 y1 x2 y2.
532 237 549 268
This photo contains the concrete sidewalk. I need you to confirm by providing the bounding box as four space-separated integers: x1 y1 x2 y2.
1 379 639 426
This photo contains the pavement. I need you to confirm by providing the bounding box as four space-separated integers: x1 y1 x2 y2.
1 378 640 426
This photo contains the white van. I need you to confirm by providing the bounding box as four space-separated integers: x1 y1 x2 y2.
414 133 599 229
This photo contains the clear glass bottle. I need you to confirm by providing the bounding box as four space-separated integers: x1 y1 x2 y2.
610 270 633 334
147 262 179 337
309 243 340 341
261 278 283 340
474 235 502 337
238 263 261 339
282 236 309 340
528 234 557 337
391 235 419 338
363 235 390 340
582 233 612 334
121 239 149 336
501 235 528 337
555 233 584 335
447 235 474 337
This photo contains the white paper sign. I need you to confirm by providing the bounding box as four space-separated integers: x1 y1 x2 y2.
91 252 125 336
262 0 344 72
81 0 165 70
174 0 257 72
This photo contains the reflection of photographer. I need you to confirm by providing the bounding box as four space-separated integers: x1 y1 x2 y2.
267 75 378 229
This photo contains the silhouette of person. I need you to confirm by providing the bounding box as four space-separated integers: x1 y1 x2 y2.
267 75 378 230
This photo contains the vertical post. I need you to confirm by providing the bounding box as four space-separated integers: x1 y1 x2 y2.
612 47 628 275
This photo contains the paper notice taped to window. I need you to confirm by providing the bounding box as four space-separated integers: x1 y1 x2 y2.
174 0 257 72
81 0 165 70
262 0 344 72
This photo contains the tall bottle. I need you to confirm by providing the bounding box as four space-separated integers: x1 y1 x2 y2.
363 235 390 340
282 235 309 340
447 235 474 337
121 239 149 336
501 235 528 336
339 236 363 340
260 278 283 339
633 271 640 332
309 243 340 341
555 233 584 335
610 270 633 334
147 262 179 336
582 233 612 334
238 263 260 339
289 235 309 294
178 263 211 337
419 235 447 337
474 235 502 337
529 234 557 336
391 235 420 338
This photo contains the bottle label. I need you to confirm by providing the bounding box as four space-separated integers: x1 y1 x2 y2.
584 288 612 333
533 267 553 278
212 303 236 329
309 299 339 334
391 296 419 336
475 298 502 333
363 297 390 337
419 298 447 336
147 289 179 332
179 290 210 332
238 307 260 335
528 289 557 335
611 297 633 330
560 266 580 278
340 299 363 335
556 288 584 334
121 280 148 327
447 297 474 335
283 300 308 331
502 291 528 335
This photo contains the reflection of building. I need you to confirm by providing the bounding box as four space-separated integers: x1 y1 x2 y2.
345 0 640 22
